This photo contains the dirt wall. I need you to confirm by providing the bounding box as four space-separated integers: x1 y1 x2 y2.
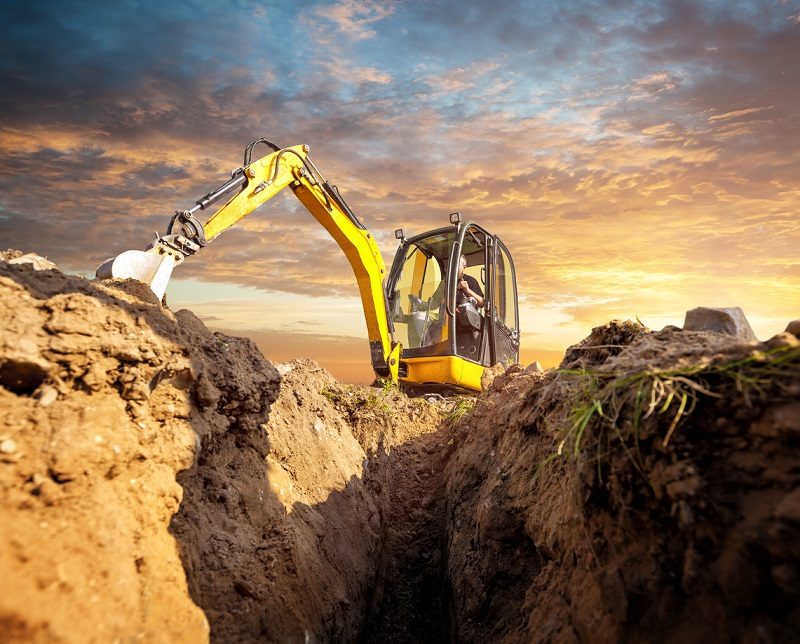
444 322 800 642
0 263 211 642
169 357 453 643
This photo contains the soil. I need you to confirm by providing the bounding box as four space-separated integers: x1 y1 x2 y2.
1 256 798 643
445 321 800 643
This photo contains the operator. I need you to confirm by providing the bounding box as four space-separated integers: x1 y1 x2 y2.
456 255 484 308
409 255 484 346
413 255 484 311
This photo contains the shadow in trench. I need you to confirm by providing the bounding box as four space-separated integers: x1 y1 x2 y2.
169 414 453 643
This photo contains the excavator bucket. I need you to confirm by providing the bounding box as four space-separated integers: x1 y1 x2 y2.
95 249 176 301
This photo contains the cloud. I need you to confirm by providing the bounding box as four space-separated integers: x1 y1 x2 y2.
0 0 798 357
707 106 772 122
628 71 679 100
312 0 395 41
319 59 392 85
421 60 503 95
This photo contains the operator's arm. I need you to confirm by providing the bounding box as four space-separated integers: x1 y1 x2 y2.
458 277 484 308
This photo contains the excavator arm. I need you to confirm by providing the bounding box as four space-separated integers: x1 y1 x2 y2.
97 141 400 382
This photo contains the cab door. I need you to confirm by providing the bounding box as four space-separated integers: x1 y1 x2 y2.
446 223 490 363
489 239 520 364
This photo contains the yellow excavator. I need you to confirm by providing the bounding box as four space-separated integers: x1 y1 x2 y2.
97 139 520 392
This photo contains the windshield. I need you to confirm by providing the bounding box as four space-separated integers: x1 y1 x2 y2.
388 230 456 351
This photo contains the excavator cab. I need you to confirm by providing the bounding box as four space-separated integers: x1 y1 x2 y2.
387 215 520 392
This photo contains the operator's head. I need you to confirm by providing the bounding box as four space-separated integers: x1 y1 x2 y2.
458 255 467 278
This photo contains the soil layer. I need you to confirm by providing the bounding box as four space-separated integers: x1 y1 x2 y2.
2 257 799 643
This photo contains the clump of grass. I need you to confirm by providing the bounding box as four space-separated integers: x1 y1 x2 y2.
364 389 393 413
446 396 477 424
321 386 341 404
554 344 800 467
322 384 394 414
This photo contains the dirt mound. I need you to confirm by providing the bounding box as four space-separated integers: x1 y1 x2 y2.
4 253 799 643
0 260 212 642
0 255 450 643
445 321 800 642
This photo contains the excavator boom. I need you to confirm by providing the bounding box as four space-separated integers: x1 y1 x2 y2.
97 141 400 381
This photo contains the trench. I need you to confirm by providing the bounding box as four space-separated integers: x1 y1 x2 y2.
168 359 458 643
164 318 800 644
357 424 454 643
5 259 800 643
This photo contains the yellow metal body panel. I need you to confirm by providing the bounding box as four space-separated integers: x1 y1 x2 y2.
400 355 484 391
292 182 391 363
202 144 308 241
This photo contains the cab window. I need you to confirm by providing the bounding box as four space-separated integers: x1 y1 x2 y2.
391 244 448 349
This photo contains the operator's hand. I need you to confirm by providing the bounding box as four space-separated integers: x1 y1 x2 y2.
458 279 483 308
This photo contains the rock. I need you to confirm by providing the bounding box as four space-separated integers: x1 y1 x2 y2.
785 320 800 338
774 489 800 523
765 332 799 349
194 372 220 408
0 249 24 261
35 385 59 407
175 309 213 339
7 253 58 271
481 362 506 390
682 307 757 341
274 362 294 376
524 361 544 376
0 439 17 454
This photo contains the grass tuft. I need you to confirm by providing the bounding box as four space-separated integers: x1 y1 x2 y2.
551 344 800 468
446 397 477 424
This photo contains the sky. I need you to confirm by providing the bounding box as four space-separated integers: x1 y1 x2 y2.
1 0 798 383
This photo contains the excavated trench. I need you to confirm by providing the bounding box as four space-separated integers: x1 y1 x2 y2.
2 256 800 643
168 353 458 643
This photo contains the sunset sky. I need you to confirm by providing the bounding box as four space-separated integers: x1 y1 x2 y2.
1 0 798 383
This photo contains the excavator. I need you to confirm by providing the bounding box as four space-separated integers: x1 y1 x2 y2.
97 139 520 392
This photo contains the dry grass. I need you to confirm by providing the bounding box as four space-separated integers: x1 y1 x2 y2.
553 344 800 467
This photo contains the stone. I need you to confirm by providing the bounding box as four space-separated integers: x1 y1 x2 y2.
35 385 59 407
774 489 800 523
785 319 800 338
523 361 544 375
8 253 58 271
0 439 17 454
480 362 506 391
765 332 799 349
682 307 757 341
